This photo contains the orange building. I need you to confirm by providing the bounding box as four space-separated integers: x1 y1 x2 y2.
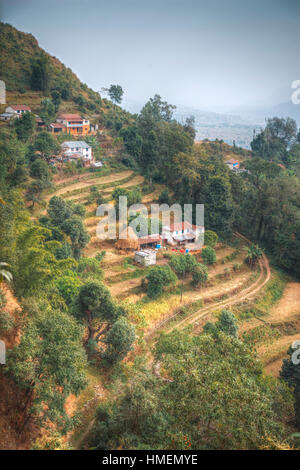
51 113 90 135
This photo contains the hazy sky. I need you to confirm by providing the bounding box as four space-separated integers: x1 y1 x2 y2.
1 0 300 111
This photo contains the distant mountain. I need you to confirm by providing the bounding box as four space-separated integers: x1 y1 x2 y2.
228 102 300 127
173 105 253 126
122 100 260 149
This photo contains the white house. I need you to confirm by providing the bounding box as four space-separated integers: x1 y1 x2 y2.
134 250 156 266
61 141 92 161
162 221 205 249
5 105 31 116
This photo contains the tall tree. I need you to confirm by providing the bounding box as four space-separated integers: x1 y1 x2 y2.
30 52 51 93
7 309 87 434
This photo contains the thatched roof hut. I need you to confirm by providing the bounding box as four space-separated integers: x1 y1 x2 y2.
115 226 139 251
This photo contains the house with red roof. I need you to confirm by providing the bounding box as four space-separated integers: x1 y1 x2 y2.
53 113 90 135
162 221 205 250
5 104 31 116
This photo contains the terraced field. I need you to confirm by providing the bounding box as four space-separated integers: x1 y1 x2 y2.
45 167 300 384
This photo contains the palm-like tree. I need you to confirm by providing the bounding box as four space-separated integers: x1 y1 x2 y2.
0 262 13 283
245 244 263 268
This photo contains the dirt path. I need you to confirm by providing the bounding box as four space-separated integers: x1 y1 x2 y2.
252 282 300 377
146 233 271 339
260 332 300 376
240 282 300 334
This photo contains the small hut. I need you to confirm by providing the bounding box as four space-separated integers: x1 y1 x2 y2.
134 250 156 266
115 226 139 251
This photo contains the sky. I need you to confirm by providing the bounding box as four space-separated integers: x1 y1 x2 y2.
1 0 300 112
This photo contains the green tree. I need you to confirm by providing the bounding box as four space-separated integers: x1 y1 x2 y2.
145 265 177 298
204 230 218 248
62 216 90 259
14 112 36 141
40 98 56 126
158 188 171 205
108 84 124 106
30 52 50 92
77 256 104 281
201 246 216 265
48 196 73 227
51 90 61 112
108 84 124 129
25 180 44 208
217 309 238 338
245 244 263 268
73 281 123 345
169 253 198 277
54 270 82 306
251 117 297 164
89 330 292 450
102 316 136 364
191 263 208 287
30 158 52 186
280 342 300 428
7 309 87 434
120 125 142 160
34 131 59 161
14 225 75 297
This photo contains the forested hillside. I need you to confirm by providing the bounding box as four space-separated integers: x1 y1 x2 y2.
0 22 300 451
0 23 132 127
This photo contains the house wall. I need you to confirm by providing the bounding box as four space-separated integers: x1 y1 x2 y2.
5 106 30 115
56 119 90 135
134 251 156 266
61 145 92 160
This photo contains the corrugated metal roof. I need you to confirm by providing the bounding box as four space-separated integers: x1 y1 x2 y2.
61 141 91 149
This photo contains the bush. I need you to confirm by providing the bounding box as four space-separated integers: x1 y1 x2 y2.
192 264 208 286
146 265 177 298
0 311 14 333
204 230 218 248
158 189 171 205
102 317 135 365
55 272 82 306
169 253 198 276
202 246 217 265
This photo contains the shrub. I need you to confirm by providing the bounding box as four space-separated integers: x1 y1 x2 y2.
204 230 218 248
202 246 217 265
158 189 171 205
192 264 208 286
146 265 177 298
169 253 198 276
0 311 14 333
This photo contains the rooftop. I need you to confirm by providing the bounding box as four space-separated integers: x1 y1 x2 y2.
8 105 31 111
50 123 65 128
58 113 82 120
61 141 91 149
